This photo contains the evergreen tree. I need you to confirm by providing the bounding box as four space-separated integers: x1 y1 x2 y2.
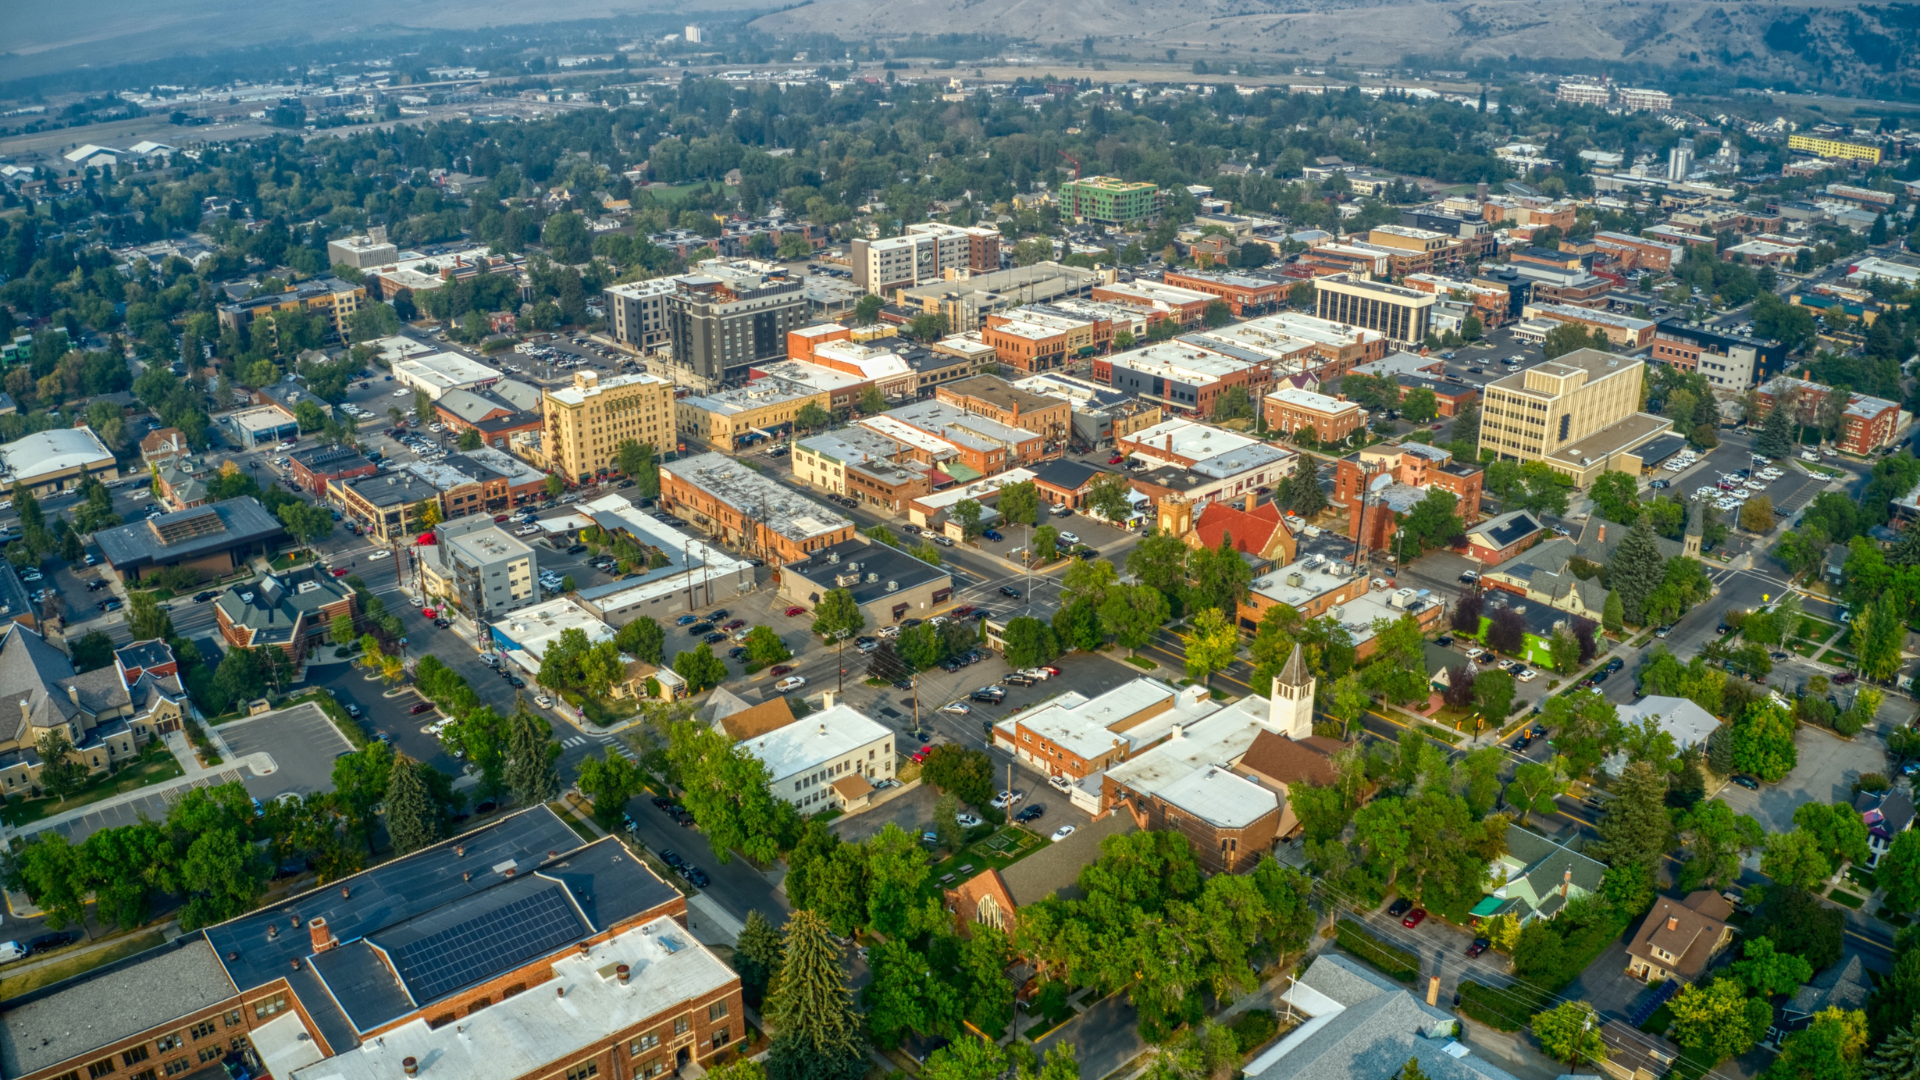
1866 1025 1920 1080
1757 404 1795 460
765 909 867 1080
1706 724 1735 776
505 706 560 808
1607 515 1668 626
384 755 440 856
733 909 786 1006
1587 759 1671 870
1603 590 1625 634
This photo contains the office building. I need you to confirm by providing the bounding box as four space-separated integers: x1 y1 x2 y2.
214 568 357 658
740 701 896 812
1010 372 1165 447
863 399 1045 477
1787 134 1883 163
1478 349 1674 486
1650 320 1786 390
1520 302 1657 349
1617 87 1673 112
779 537 954 628
660 451 856 562
898 262 1105 333
216 276 365 344
780 328 917 398
287 444 377 498
665 261 809 384
978 305 1116 374
1313 273 1436 348
935 375 1072 444
1592 231 1684 273
1059 175 1166 225
390 353 505 400
605 278 677 352
434 379 544 450
850 222 1001 295
570 494 756 626
0 426 118 495
1160 269 1283 316
1555 81 1612 106
420 516 540 617
325 226 397 269
543 370 675 484
993 677 1216 782
1105 341 1275 418
0 622 188 799
1091 279 1215 326
94 499 288 583
332 470 445 542
1263 387 1365 443
1119 418 1297 513
677 381 829 452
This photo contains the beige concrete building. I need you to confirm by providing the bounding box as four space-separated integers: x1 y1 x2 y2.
1478 349 1670 486
543 370 675 483
675 381 829 452
1313 273 1437 348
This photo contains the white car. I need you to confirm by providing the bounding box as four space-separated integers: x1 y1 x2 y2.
515 525 540 536
856 641 880 653
1048 774 1072 791
956 813 982 829
1464 646 1486 661
1021 667 1052 681
368 550 392 561
393 389 411 397
1515 668 1538 682
1058 532 1081 545
940 701 970 714
775 675 807 692
535 694 553 708
1050 825 1077 842
990 789 1024 808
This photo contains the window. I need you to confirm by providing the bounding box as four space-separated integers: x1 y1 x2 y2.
641 1061 664 1079
156 1036 182 1053
254 994 288 1019
198 1047 223 1064
566 1064 600 1080
164 1060 192 1077
123 1047 151 1067
128 1072 156 1080
87 1062 116 1080
632 1033 661 1055
709 1001 730 1022
674 1016 690 1037
712 1028 732 1049
189 1022 217 1040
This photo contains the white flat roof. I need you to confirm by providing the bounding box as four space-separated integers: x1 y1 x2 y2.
546 370 670 406
753 361 867 395
0 427 116 483
1112 341 1263 382
1267 387 1361 415
743 704 893 782
490 597 615 661
1157 764 1278 828
911 467 1038 510
394 353 504 391
291 918 735 1080
1006 679 1178 759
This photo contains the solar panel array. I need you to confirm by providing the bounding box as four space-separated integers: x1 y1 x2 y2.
388 886 583 1002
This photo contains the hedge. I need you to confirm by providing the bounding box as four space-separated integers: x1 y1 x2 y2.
1456 980 1541 1032
1334 919 1418 983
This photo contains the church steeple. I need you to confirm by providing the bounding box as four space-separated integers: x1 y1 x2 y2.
1269 643 1316 740
1683 497 1703 559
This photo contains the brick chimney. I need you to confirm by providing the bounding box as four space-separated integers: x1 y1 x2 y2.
309 917 335 953
1562 865 1572 898
617 963 631 985
1597 523 1606 544
403 1057 419 1077
1666 913 1679 931
1244 491 1257 512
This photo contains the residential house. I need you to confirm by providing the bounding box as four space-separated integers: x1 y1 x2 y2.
1769 955 1875 1046
1473 824 1608 924
0 625 188 799
1625 891 1735 982
1858 788 1915 868
1464 511 1544 565
140 427 191 466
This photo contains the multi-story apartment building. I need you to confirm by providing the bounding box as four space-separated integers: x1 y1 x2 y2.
420 515 539 617
1787 134 1885 164
605 277 677 352
1263 387 1365 443
1616 87 1673 112
1104 341 1274 418
1059 175 1166 225
660 451 857 562
331 471 446 543
792 427 934 511
1362 225 1460 276
863 400 1047 475
1756 376 1906 455
1477 349 1674 486
0 807 743 1080
286 444 376 498
665 261 809 385
1555 81 1612 106
850 222 1002 295
1160 269 1284 316
936 375 1072 445
1332 443 1484 549
543 370 676 484
743 701 898 811
217 276 365 344
898 262 1105 332
1313 274 1436 348
1591 231 1684 273
978 304 1118 373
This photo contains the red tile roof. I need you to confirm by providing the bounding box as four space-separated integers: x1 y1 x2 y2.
1193 501 1284 555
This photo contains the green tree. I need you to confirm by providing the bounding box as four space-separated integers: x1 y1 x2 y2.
952 499 984 537
33 730 89 804
860 386 887 416
667 719 797 864
1677 798 1764 891
924 1039 1006 1080
765 909 868 1080
1607 515 1669 626
1795 802 1872 869
855 294 885 323
384 754 441 856
812 588 865 641
1864 1023 1920 1080
1587 758 1671 869
1085 471 1137 524
1734 702 1798 782
674 644 729 692
999 480 1040 527
1758 403 1796 460
733 908 785 1006
1883 830 1920 913
1731 936 1814 998
2 833 88 928
1771 1008 1869 1080
1184 608 1240 689
1765 829 1835 890
577 749 645 824
1533 1001 1608 1065
1002 616 1061 668
505 706 561 808
331 741 393 851
1670 977 1773 1064
1100 584 1171 656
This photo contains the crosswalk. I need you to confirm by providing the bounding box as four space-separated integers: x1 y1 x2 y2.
560 733 641 762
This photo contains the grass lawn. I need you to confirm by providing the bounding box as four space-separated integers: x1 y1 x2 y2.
0 930 167 998
0 749 185 828
925 825 1043 893
1850 867 1878 891
1788 639 1823 658
1640 1003 1675 1036
1832 628 1855 651
561 689 640 729
1829 890 1866 909
1818 650 1857 667
1124 655 1156 670
550 800 601 843
1795 616 1839 640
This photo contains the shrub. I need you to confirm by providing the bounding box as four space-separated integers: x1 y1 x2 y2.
1457 981 1539 1032
1229 1009 1280 1054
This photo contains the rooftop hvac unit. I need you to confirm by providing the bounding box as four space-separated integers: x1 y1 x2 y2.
240 592 255 603
827 552 840 563
846 562 859 572
885 581 899 592
866 572 880 583
1328 604 1344 620
1286 572 1305 587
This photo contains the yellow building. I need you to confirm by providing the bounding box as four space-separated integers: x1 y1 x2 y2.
1787 135 1884 164
675 381 830 452
216 276 366 342
543 370 676 483
1478 349 1657 479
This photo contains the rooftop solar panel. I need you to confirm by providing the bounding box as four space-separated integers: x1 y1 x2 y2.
387 886 583 1002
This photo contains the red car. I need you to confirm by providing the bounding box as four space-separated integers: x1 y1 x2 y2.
951 605 975 617
784 606 806 617
494 514 509 523
911 746 933 763
769 665 794 677
1043 665 1061 676
1108 454 1125 465
331 568 350 578
409 702 435 715
1402 908 1428 929
722 619 746 631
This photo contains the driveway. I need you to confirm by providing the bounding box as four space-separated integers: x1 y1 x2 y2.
832 783 941 845
1561 939 1644 1021
1034 992 1145 1080
1715 724 1890 831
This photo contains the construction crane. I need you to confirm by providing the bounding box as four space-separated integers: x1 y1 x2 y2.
1057 150 1082 179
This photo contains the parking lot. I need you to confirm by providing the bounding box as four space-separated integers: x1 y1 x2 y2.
1658 438 1835 524
1715 723 1892 832
306 661 465 775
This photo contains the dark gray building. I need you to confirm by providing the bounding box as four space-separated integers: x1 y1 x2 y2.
665 266 809 387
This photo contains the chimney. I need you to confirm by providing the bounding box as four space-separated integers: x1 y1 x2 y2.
403 1058 419 1078
819 723 827 737
617 963 631 985
1597 523 1606 544
1562 865 1572 897
1244 491 1257 512
17 699 27 726
1666 914 1679 931
1427 975 1440 1006
309 916 335 952
1165 433 1173 451
66 685 79 706
822 690 837 710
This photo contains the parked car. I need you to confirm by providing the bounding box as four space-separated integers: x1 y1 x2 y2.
956 813 982 829
409 702 435 715
1014 804 1045 823
1050 825 1076 842
1466 938 1490 958
1730 774 1761 790
982 530 1003 542
784 606 806 617
1387 898 1414 918
775 675 808 692
990 790 1024 808
1401 908 1428 929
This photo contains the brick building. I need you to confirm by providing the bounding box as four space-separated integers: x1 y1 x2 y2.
1333 444 1484 550
1160 269 1284 316
936 375 1073 446
214 568 357 658
287 443 377 498
1263 387 1365 443
1755 375 1906 455
660 451 857 562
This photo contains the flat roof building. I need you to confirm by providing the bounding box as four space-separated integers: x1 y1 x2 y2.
0 426 117 495
676 380 828 452
1477 348 1656 486
1059 175 1166 225
420 516 540 619
898 262 1105 333
391 353 505 400
1313 273 1436 348
94 498 287 583
741 702 897 812
660 451 856 563
543 370 676 485
569 493 755 625
778 537 954 627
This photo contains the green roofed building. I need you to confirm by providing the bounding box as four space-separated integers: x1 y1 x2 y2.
1060 176 1165 226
